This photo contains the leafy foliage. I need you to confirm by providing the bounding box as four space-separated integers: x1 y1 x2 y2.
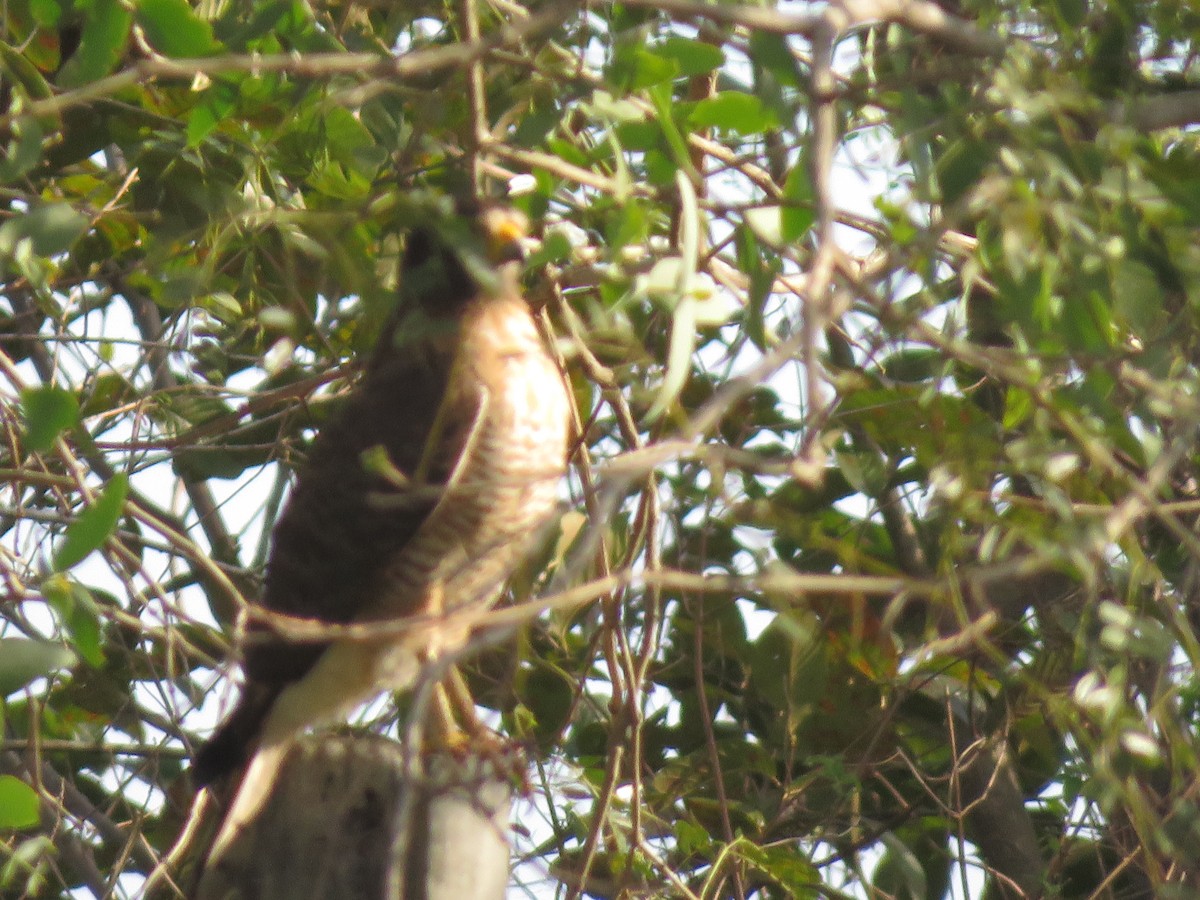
1 0 1199 897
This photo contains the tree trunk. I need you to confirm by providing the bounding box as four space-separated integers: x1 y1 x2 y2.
194 734 511 900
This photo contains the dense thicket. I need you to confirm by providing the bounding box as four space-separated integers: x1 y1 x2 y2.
2 0 1199 896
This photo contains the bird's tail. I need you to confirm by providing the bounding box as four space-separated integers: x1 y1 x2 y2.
191 684 279 787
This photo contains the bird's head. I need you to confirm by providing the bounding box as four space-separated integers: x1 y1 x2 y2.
401 199 530 316
474 201 530 266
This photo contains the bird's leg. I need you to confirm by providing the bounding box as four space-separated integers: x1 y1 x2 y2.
421 578 487 750
425 669 505 760
445 666 489 737
427 681 462 748
421 579 459 748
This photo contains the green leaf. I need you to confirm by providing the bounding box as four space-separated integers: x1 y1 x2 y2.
646 290 697 421
200 291 243 323
21 386 80 453
735 224 778 350
0 203 89 256
674 819 711 855
306 159 372 201
1048 0 1087 28
53 473 129 572
647 82 693 178
607 200 648 250
185 96 222 146
0 116 46 183
744 205 784 248
56 0 133 88
1112 259 1163 336
0 776 40 830
512 96 561 146
737 841 821 895
136 0 220 57
654 37 724 77
749 31 802 87
41 576 106 668
689 92 775 135
748 613 825 719
545 138 589 169
879 349 944 383
608 46 677 91
0 42 53 101
79 373 133 418
29 0 64 27
781 163 815 242
936 137 991 206
644 148 677 187
323 106 377 164
873 832 929 899
0 638 77 698
523 230 574 270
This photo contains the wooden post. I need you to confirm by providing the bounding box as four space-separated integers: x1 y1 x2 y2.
193 734 511 900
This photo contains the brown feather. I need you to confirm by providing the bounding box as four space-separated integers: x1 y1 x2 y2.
193 228 481 786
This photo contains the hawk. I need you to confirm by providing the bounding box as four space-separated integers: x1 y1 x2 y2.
192 201 571 804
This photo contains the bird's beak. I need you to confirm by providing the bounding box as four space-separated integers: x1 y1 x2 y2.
481 207 530 263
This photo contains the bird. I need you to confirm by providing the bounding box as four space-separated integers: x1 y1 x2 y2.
190 199 572 841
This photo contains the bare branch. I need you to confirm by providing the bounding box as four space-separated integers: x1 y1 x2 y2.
1112 88 1200 131
616 0 1005 56
8 3 576 126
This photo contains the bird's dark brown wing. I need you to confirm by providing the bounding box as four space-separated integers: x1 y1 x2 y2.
249 331 471 681
193 333 478 785
192 206 525 788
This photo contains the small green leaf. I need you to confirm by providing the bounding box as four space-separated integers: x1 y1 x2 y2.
654 37 724 76
0 42 54 101
200 291 243 323
781 164 814 242
738 841 821 894
646 293 697 421
873 831 929 899
1049 0 1087 28
1112 259 1163 336
42 576 106 668
674 820 711 856
588 90 647 124
689 92 775 135
524 230 574 270
644 148 677 186
749 32 803 87
56 0 133 88
322 106 378 167
0 776 40 830
0 638 77 698
936 138 991 206
185 99 221 146
647 81 694 178
608 46 677 91
53 473 129 572
136 0 220 57
880 349 943 383
29 0 63 27
21 386 80 453
744 206 784 248
79 373 133 418
0 116 47 183
608 200 648 250
0 203 89 256
639 256 689 304
545 138 589 168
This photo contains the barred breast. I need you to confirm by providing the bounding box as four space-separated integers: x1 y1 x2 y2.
368 293 570 623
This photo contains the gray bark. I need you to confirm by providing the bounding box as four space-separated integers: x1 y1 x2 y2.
194 734 510 900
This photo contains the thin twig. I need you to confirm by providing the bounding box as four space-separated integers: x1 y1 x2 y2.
7 3 576 127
